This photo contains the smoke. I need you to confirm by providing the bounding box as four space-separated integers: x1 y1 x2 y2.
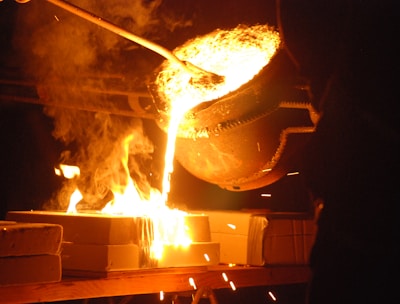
43 107 157 210
12 0 194 211
14 0 194 76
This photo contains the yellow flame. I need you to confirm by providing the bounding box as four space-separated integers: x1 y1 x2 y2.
66 188 83 213
59 134 191 260
99 134 191 260
150 207 191 260
55 164 80 179
55 164 82 213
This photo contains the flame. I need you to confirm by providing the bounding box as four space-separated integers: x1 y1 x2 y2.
60 134 191 260
101 134 149 215
55 164 82 213
66 188 83 213
99 134 191 260
55 164 80 179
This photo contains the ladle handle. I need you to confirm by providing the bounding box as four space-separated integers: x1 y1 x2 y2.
44 0 192 74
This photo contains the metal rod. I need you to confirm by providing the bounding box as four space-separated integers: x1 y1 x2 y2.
0 78 158 119
45 0 216 80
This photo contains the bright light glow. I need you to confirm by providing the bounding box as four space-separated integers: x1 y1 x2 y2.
62 132 192 261
55 164 83 213
229 281 236 291
61 24 280 264
268 291 277 301
204 253 210 261
56 164 80 179
261 193 272 197
54 168 61 176
155 24 280 115
159 291 164 301
189 277 197 290
155 24 280 139
222 272 228 282
287 171 300 176
227 223 236 230
66 188 83 213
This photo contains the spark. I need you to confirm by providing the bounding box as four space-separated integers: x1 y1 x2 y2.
204 253 210 261
222 272 228 282
268 291 277 301
229 281 236 291
227 223 236 230
261 193 272 197
159 291 164 301
54 15 60 21
287 171 300 176
189 277 197 290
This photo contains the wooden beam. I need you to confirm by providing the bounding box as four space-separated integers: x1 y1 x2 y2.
0 265 310 303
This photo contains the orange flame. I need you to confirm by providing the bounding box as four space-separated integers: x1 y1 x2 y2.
55 164 82 213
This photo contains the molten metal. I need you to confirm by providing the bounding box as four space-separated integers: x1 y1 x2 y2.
154 24 281 114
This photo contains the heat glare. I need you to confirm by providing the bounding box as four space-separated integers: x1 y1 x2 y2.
154 24 281 118
156 22 280 207
58 23 280 262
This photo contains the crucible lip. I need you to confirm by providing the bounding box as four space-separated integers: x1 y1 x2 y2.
151 49 292 117
153 49 304 139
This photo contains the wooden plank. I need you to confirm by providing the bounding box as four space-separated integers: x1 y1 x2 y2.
0 265 310 304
